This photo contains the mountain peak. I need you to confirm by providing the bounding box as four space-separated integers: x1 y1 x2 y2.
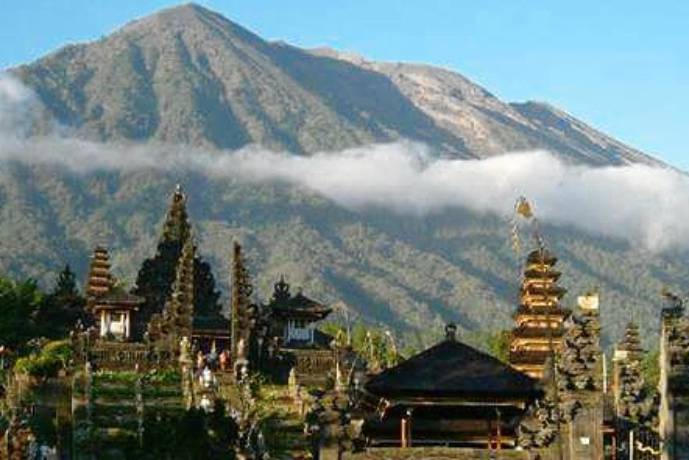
11 4 661 166
114 2 254 43
148 2 225 22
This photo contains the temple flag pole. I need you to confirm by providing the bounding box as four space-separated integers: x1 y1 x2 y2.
603 352 608 394
400 417 407 448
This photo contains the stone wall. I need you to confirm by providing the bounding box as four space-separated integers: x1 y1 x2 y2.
343 447 532 459
563 393 604 460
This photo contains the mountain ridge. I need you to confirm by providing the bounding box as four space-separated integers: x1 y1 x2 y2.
309 46 661 166
8 3 661 166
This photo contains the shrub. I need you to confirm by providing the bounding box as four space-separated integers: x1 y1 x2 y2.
14 354 62 378
13 340 73 378
145 369 181 385
94 370 138 385
43 340 72 366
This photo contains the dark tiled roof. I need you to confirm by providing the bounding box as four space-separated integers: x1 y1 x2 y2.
521 286 568 298
509 349 550 365
524 268 561 279
272 293 329 312
267 279 332 320
526 249 557 265
366 339 542 399
511 326 566 339
515 305 571 317
95 287 143 307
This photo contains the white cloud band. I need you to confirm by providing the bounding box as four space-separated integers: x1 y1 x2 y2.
1 73 687 252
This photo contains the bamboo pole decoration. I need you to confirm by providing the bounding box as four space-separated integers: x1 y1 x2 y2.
400 417 407 448
629 430 634 460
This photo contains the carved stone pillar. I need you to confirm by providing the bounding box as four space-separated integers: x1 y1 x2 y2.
659 304 689 460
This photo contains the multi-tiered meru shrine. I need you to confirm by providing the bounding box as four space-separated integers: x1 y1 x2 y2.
509 247 570 379
77 185 335 382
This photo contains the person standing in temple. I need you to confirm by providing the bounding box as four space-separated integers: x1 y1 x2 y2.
196 351 206 378
208 344 218 370
219 349 229 372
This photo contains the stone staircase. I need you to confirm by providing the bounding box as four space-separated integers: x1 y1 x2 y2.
72 370 184 458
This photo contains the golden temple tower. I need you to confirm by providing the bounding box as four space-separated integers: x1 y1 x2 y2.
509 248 569 379
85 245 112 307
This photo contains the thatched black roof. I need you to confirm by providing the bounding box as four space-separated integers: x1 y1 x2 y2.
93 286 143 309
267 277 331 321
366 336 542 400
526 249 558 265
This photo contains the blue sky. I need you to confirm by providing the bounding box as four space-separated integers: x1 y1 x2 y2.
1 1 686 168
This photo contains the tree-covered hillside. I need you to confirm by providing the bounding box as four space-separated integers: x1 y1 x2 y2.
1 162 685 350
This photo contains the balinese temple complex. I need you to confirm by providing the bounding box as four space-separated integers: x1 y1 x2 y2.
77 186 337 386
29 187 687 460
509 248 570 379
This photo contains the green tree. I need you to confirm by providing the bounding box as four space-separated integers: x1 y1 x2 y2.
0 277 44 349
36 264 86 337
324 323 400 370
486 330 511 363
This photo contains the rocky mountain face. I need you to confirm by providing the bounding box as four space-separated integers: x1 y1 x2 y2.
12 3 658 165
310 49 660 166
0 4 679 348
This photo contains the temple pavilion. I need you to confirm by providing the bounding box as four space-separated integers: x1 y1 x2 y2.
264 277 335 384
509 248 570 379
267 277 332 347
362 324 543 449
84 246 144 341
91 288 143 341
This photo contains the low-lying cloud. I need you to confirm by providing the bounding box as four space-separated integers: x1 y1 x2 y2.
1 73 688 252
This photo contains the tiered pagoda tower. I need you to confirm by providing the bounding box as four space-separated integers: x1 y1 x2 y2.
148 238 195 350
620 322 643 360
230 242 253 371
509 248 569 379
162 185 191 244
614 321 658 427
165 238 196 340
85 245 113 310
612 321 643 409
